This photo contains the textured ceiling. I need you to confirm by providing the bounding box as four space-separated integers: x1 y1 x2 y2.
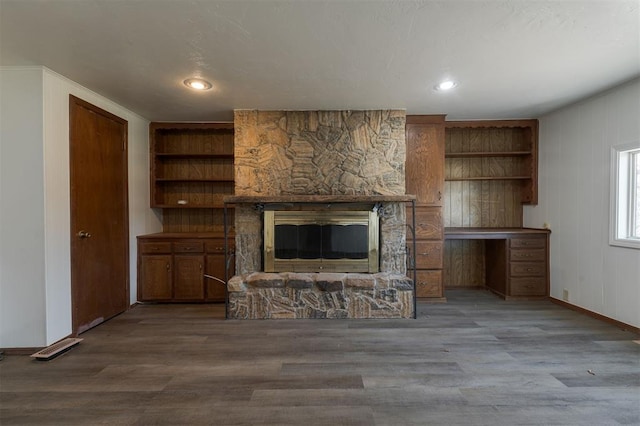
1 0 638 122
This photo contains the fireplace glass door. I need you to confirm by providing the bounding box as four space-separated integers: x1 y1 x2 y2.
264 210 379 273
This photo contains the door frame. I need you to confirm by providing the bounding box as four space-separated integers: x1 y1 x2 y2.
69 95 130 335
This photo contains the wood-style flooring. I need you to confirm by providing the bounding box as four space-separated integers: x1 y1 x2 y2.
1 289 639 425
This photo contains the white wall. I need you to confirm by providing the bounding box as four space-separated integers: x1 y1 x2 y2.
524 78 640 328
0 68 47 347
0 66 161 348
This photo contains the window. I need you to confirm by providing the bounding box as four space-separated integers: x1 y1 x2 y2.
610 143 640 249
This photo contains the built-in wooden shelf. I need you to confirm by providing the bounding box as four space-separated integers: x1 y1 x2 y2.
445 151 531 158
444 119 538 205
150 122 234 211
155 178 235 182
445 227 550 239
154 204 234 209
445 176 531 181
155 153 234 158
224 195 416 204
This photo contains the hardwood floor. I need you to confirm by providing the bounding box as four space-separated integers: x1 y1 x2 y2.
1 289 638 425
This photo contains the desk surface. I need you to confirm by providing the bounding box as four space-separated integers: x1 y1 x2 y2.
444 227 550 239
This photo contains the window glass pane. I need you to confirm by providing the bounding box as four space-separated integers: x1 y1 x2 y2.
610 144 640 249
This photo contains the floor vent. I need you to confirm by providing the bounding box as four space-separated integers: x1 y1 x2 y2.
30 338 83 361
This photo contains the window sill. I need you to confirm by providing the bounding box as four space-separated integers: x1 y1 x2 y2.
609 238 640 250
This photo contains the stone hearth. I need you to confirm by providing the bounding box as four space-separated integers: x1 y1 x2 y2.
227 272 413 319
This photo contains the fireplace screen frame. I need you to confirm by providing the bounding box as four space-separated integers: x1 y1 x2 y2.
263 209 379 273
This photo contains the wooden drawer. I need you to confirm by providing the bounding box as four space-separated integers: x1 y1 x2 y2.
510 248 546 262
510 262 545 277
510 277 547 296
174 241 204 253
206 240 234 253
139 242 171 254
510 237 546 249
414 241 443 269
407 207 443 240
415 270 443 298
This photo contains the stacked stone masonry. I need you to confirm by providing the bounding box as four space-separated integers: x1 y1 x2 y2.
229 109 413 320
233 110 406 197
227 272 414 319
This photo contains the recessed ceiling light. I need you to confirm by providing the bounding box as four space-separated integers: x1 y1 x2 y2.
184 78 212 91
434 80 457 91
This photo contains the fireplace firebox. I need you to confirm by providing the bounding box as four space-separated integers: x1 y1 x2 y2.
263 210 379 273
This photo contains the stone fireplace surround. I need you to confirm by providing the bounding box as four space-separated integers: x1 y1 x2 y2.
228 110 414 319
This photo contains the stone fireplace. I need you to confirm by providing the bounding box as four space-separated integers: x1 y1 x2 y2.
226 110 414 319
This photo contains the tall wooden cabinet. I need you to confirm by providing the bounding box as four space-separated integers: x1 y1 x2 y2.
138 123 235 303
405 115 446 300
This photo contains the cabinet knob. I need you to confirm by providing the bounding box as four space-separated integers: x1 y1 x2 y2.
166 263 170 270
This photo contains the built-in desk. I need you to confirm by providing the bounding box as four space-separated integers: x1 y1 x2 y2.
445 227 551 300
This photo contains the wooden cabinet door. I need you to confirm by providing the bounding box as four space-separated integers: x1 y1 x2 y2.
415 270 443 298
405 120 445 206
205 254 227 302
174 255 205 300
139 255 172 300
414 241 444 269
407 206 444 240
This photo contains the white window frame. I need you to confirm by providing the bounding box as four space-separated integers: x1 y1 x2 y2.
610 142 640 249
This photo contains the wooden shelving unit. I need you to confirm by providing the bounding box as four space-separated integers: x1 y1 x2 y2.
443 119 540 290
444 119 538 205
150 122 234 209
139 123 236 303
445 151 531 158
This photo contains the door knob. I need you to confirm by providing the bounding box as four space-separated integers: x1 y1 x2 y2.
77 230 92 239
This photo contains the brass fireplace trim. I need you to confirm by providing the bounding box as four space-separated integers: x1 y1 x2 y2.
264 210 379 273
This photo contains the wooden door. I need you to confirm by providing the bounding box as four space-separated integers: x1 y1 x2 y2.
70 95 129 334
173 255 205 300
139 255 173 300
405 116 445 206
206 253 227 302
